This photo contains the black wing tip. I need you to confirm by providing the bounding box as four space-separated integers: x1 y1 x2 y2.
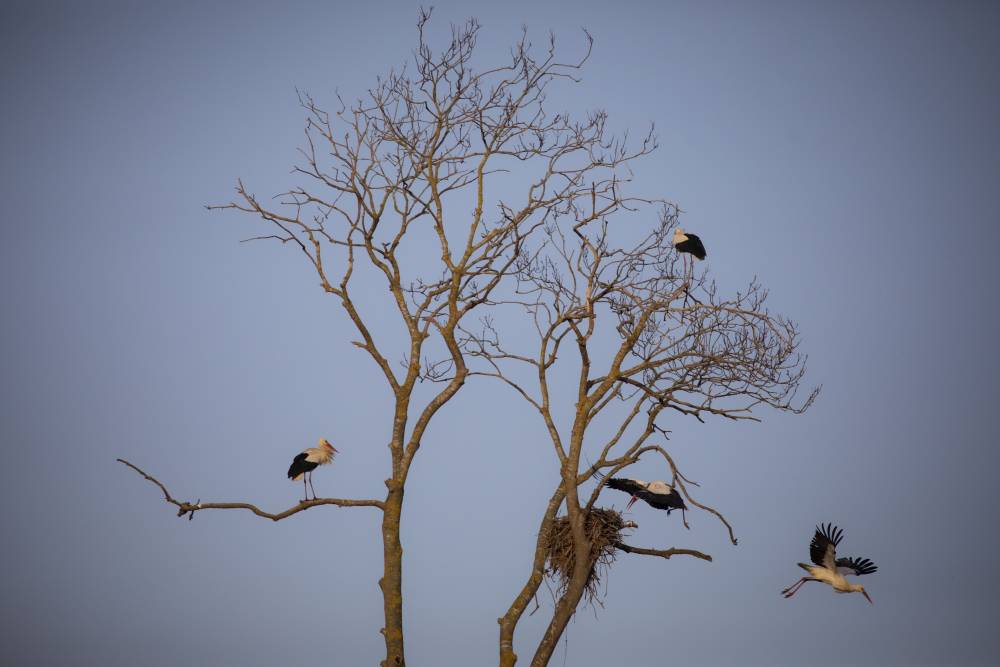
815 522 844 546
838 556 878 576
856 558 878 575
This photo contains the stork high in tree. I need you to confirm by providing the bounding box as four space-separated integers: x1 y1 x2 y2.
672 227 707 281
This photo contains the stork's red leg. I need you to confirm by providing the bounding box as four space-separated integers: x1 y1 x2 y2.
781 578 803 594
303 475 309 502
785 581 811 598
782 577 816 598
308 472 317 500
681 255 692 316
626 496 638 510
780 577 806 596
791 578 815 593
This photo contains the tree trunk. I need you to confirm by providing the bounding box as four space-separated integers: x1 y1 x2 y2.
379 484 405 667
530 461 590 667
529 582 588 667
499 489 565 667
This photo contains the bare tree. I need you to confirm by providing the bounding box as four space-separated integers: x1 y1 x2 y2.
119 12 656 667
460 206 818 666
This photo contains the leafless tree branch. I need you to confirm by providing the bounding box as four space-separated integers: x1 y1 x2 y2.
614 542 712 562
117 459 384 521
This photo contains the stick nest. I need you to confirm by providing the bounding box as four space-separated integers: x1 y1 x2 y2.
541 508 627 603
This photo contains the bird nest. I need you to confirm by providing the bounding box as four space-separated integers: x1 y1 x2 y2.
541 508 628 603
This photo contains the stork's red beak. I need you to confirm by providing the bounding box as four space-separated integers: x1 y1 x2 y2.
862 591 873 605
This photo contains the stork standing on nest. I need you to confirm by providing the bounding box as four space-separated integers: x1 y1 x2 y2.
604 478 688 525
782 523 877 604
287 438 338 501
672 227 707 281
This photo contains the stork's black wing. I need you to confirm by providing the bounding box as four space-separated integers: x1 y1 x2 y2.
605 478 647 496
836 556 878 576
676 233 707 260
809 523 843 569
665 488 687 510
287 452 318 480
644 488 687 512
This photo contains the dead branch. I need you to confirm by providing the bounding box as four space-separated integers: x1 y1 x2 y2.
117 459 384 521
614 542 712 562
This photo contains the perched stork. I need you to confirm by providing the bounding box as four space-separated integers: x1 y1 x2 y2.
287 438 338 501
782 523 877 604
672 227 707 280
605 478 687 522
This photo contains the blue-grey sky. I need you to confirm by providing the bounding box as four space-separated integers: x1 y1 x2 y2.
2 1 999 665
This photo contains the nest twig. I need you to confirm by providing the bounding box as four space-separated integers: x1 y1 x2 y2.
541 508 629 604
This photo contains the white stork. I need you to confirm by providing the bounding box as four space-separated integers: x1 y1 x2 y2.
672 227 707 280
782 523 877 604
287 438 338 501
605 478 687 523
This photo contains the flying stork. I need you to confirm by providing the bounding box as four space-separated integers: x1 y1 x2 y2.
672 227 707 280
782 523 877 604
604 478 687 523
287 438 338 501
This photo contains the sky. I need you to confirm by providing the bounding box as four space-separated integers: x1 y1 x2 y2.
2 1 999 665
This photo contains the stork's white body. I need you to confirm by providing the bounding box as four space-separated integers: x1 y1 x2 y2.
799 563 863 594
